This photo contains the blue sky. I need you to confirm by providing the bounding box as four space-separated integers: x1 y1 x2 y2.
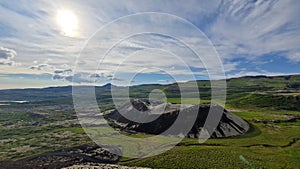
0 0 299 89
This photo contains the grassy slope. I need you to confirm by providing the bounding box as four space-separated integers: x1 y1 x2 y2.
0 75 300 168
120 118 300 168
120 75 300 168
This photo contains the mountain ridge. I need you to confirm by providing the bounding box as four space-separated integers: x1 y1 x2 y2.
1 74 299 91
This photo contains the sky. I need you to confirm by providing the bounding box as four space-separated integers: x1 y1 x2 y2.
0 0 299 89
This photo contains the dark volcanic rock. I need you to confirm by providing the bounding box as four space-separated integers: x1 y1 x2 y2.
105 99 250 138
0 144 121 169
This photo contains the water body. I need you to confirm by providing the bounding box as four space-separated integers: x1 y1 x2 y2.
0 101 29 106
0 101 28 103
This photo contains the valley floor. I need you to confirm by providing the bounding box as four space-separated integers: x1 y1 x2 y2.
0 104 299 168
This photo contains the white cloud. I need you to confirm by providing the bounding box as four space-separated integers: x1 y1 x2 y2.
52 68 121 83
29 64 55 71
208 0 300 62
227 70 300 79
0 0 299 85
0 46 16 59
0 47 17 66
288 52 300 62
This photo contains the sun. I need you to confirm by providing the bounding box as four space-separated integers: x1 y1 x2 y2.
56 10 78 37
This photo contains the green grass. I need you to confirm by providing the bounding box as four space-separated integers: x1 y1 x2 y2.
1 74 300 167
118 90 300 168
120 145 300 168
59 127 85 133
0 106 93 160
116 102 300 168
120 122 300 168
227 93 300 111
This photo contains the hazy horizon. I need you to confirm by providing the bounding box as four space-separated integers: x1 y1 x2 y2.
1 73 300 90
1 0 300 89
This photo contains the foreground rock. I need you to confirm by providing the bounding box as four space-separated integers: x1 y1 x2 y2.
105 99 250 138
63 163 150 169
0 144 120 169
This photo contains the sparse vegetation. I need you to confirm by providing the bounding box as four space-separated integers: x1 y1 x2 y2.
0 75 299 168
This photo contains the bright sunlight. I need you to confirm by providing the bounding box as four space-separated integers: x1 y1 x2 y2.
56 10 78 37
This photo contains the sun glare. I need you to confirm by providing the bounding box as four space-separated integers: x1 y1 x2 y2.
56 10 78 37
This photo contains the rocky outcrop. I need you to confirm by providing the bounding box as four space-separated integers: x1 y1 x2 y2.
63 164 150 169
105 99 250 138
0 144 120 169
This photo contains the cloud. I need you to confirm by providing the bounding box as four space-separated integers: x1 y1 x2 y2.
109 77 125 82
157 79 173 84
52 69 73 81
89 73 105 79
65 73 94 83
0 0 299 86
0 61 14 66
29 64 55 71
207 0 300 62
85 32 222 80
0 47 17 66
288 52 300 62
227 70 300 79
0 46 16 59
52 68 117 83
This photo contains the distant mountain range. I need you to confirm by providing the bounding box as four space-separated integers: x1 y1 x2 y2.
0 74 299 111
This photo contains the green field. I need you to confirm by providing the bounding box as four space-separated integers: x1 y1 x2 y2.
117 107 300 168
0 75 299 168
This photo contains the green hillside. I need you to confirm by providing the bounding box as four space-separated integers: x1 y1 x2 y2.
0 74 300 168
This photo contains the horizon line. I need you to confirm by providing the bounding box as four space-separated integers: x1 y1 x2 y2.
0 73 299 91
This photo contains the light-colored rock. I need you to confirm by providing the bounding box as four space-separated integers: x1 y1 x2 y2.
63 163 150 169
